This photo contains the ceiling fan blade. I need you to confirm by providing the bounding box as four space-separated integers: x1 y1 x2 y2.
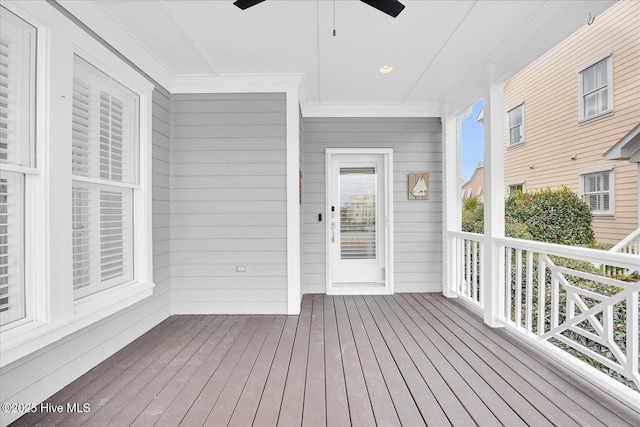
360 0 405 18
233 0 266 10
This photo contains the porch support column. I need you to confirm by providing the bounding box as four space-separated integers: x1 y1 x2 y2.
286 84 301 315
442 103 461 298
482 63 506 327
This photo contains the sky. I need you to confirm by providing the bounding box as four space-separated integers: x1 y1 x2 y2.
461 99 484 183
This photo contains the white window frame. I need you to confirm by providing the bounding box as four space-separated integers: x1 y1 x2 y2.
0 6 38 329
0 1 154 367
507 180 525 196
579 165 614 217
506 103 524 147
578 53 613 123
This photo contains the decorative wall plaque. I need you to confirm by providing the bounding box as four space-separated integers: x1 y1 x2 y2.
409 173 429 200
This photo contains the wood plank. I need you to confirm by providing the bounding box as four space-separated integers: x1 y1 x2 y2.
108 315 228 426
87 316 219 426
343 295 401 427
407 294 556 426
25 316 195 427
251 315 298 426
428 294 638 426
9 316 181 427
332 295 377 427
204 316 276 426
153 316 251 427
277 295 313 426
369 295 478 426
12 295 640 427
227 316 288 427
60 316 212 426
386 295 503 425
354 296 428 427
394 294 528 426
322 295 351 427
302 295 326 427
177 316 262 426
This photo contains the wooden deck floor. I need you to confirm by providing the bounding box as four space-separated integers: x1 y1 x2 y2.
12 294 640 426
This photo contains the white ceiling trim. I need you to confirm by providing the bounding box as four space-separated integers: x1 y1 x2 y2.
303 102 442 118
171 74 305 94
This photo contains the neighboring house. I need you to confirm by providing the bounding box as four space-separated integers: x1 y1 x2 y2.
503 1 640 245
461 161 484 201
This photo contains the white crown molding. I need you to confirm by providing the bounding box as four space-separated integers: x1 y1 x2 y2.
302 102 442 118
57 0 175 91
170 73 305 95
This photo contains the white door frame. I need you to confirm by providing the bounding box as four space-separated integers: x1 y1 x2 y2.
325 148 394 295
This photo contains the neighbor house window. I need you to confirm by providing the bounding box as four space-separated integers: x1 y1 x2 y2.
579 54 613 122
580 166 614 216
71 55 139 299
507 103 524 146
0 9 36 326
508 181 525 196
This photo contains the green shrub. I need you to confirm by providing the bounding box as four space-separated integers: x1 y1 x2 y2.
505 187 595 246
461 196 484 234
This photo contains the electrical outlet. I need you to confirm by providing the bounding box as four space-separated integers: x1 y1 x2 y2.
236 265 246 273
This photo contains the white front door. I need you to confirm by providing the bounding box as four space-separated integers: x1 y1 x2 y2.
326 149 393 294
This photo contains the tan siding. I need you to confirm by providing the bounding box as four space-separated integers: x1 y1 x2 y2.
504 1 640 245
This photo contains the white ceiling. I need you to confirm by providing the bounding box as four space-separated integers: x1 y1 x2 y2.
59 0 615 114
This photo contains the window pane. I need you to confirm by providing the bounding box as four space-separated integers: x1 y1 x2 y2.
72 185 92 291
0 8 36 167
100 189 126 281
0 171 25 326
73 55 139 184
340 168 376 260
73 183 133 300
584 93 598 118
594 59 607 88
581 58 610 119
582 171 612 214
582 66 596 93
509 106 522 127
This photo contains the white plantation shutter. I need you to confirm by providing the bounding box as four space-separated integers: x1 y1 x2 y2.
0 9 35 327
582 170 612 215
72 185 91 290
0 173 25 325
72 55 137 299
72 79 91 177
100 189 130 282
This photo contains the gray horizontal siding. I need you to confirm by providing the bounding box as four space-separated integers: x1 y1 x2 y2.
152 89 172 289
171 93 288 314
302 117 443 294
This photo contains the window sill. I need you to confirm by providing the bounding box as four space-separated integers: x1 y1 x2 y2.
592 214 615 219
507 141 525 149
0 280 154 368
578 109 613 125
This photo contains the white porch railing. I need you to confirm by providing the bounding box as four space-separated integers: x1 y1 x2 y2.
605 227 640 276
449 231 484 308
448 232 640 404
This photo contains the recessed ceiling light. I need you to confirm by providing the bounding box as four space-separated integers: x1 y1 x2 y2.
379 65 394 74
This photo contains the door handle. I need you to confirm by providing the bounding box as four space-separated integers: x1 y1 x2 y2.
331 223 335 242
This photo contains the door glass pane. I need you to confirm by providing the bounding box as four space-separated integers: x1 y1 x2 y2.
339 167 376 259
